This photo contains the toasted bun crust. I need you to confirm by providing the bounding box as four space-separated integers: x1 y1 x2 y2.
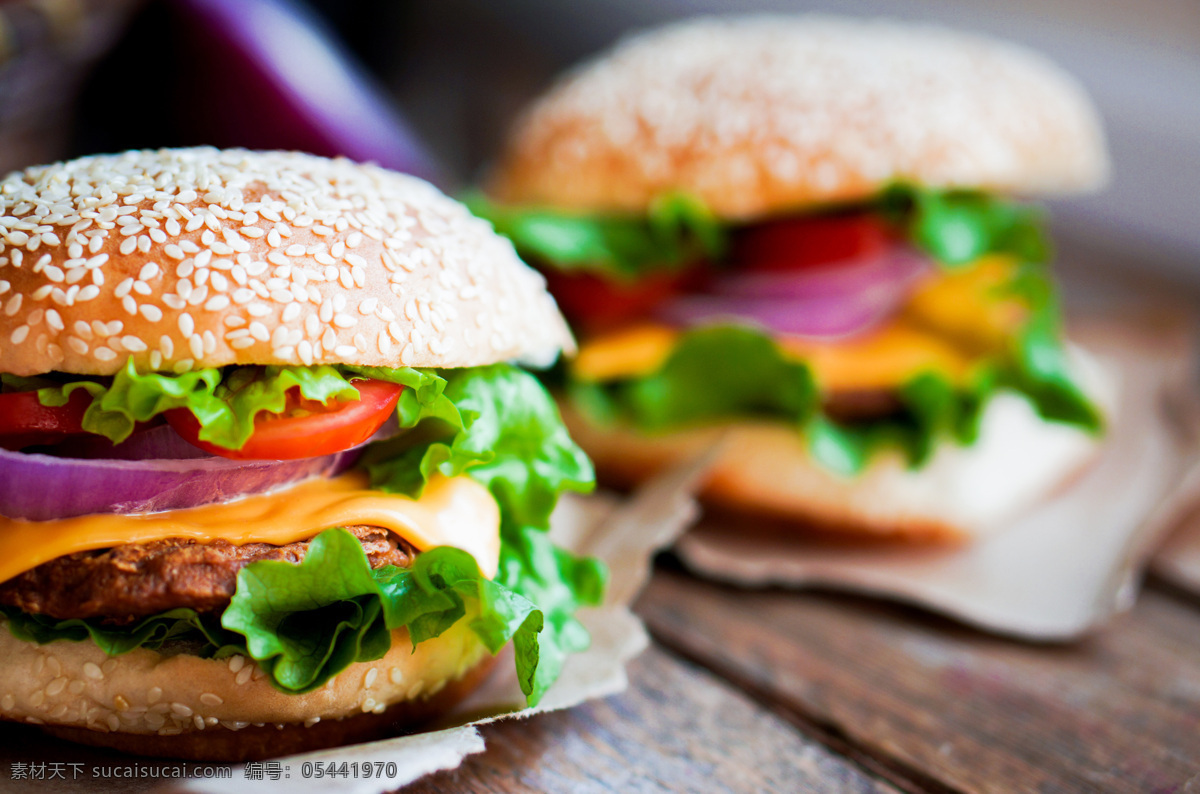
0 619 492 761
562 393 1100 542
490 16 1109 218
0 148 573 377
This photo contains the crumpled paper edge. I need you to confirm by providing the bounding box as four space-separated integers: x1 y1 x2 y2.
674 314 1200 640
1153 520 1200 594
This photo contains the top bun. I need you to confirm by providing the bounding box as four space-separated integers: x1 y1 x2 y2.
489 16 1110 219
0 148 573 377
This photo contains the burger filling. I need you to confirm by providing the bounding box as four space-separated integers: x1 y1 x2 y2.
0 526 416 622
468 185 1101 474
0 363 601 703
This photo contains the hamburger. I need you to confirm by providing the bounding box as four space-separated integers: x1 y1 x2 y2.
470 16 1110 542
0 148 602 760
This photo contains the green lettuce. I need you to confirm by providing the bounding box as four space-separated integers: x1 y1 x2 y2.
360 364 603 699
878 183 1052 268
38 360 361 448
471 184 1048 276
1 606 228 656
571 323 1098 476
569 325 818 433
465 192 727 280
2 530 549 699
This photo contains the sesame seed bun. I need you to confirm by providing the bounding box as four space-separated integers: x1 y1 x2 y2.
0 618 493 762
0 148 573 378
489 16 1109 218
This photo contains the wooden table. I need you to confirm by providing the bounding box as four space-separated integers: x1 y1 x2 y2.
407 561 1200 793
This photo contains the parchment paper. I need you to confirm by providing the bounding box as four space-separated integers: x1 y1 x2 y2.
675 315 1200 640
1153 503 1200 595
0 457 710 793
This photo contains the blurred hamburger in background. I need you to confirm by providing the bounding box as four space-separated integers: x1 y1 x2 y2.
0 147 601 760
471 15 1111 542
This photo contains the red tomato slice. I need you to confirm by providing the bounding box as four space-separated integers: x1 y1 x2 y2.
165 379 403 461
0 388 93 450
732 214 894 272
544 267 708 331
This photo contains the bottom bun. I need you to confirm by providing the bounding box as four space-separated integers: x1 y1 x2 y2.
0 618 493 762
563 391 1102 542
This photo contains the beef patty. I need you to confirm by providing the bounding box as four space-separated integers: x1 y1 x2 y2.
0 526 417 624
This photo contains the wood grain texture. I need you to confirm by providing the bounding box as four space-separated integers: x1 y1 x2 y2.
638 570 1200 794
404 644 900 794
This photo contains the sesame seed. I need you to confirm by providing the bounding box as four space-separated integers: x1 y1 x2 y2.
82 662 103 680
0 147 570 372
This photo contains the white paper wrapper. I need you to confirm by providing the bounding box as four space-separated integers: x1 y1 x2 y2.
0 458 710 793
1153 491 1200 594
675 315 1200 640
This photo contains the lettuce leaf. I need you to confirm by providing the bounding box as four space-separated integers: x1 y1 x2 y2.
38 360 361 448
877 183 1052 268
571 325 818 433
2 530 551 699
465 192 727 280
361 363 604 700
571 323 1097 476
471 184 1047 277
221 529 546 695
0 606 231 656
361 364 596 523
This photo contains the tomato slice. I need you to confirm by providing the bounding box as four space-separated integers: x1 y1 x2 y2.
544 267 708 331
165 379 403 461
732 214 894 272
0 388 93 450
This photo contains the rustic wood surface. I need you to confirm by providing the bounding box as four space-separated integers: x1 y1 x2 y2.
398 562 1200 793
638 566 1200 794
406 643 899 794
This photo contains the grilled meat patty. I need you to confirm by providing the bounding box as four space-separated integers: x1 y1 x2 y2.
0 526 417 624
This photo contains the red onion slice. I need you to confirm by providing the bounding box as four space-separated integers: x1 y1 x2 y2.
43 424 214 461
714 248 931 300
658 292 898 338
657 247 933 340
0 436 385 521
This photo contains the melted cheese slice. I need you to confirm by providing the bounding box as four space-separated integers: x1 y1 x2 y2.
570 256 1024 392
0 472 501 584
